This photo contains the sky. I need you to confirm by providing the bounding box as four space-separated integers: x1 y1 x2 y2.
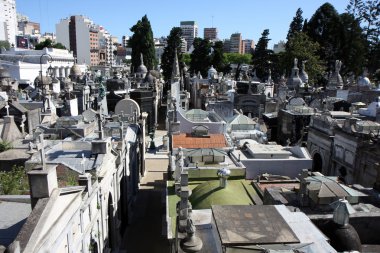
17 0 348 48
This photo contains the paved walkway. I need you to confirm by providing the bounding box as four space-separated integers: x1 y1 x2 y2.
121 132 170 253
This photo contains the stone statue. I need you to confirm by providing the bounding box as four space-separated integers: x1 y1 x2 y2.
294 58 298 68
98 82 106 100
335 60 342 73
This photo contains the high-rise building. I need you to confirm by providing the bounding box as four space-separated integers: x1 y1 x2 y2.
122 35 129 48
16 14 41 49
204 28 218 41
243 39 255 54
0 0 17 46
223 39 231 53
180 21 198 51
273 40 286 54
180 37 187 53
230 33 243 54
56 15 113 66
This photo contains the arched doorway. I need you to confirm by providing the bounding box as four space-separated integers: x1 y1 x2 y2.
107 193 114 249
312 153 323 172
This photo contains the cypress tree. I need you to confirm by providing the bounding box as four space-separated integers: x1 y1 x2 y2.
161 27 183 83
252 29 273 79
129 15 156 71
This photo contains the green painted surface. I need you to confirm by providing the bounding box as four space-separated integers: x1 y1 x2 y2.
167 179 258 236
189 180 254 209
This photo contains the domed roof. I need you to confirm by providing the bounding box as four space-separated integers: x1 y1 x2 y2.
321 221 362 252
189 180 254 209
34 75 52 86
70 64 82 77
137 64 147 74
358 76 371 86
136 53 148 74
208 65 217 79
144 71 155 84
0 67 11 79
287 72 303 90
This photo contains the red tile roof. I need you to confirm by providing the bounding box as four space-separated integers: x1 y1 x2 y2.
172 133 227 149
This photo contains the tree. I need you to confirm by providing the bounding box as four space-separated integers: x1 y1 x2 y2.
161 27 183 82
305 3 342 71
283 32 325 84
346 0 380 73
224 53 252 80
337 13 367 75
252 29 273 79
0 40 10 51
189 38 211 77
210 41 226 72
287 8 304 41
181 53 191 66
53 42 66 49
0 166 28 195
34 39 66 50
129 15 156 71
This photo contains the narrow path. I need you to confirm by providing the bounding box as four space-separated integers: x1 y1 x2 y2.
121 158 169 253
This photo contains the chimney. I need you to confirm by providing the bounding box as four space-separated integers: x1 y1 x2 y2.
217 168 231 188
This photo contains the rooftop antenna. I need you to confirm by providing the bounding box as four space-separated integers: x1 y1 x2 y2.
212 15 214 28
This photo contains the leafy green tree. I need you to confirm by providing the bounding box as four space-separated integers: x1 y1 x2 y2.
270 51 286 83
0 166 28 195
224 53 252 80
0 40 11 50
53 42 66 49
189 38 211 77
337 13 367 76
35 39 66 50
224 53 252 65
181 53 191 66
305 3 341 71
346 0 380 73
252 29 273 79
210 41 226 72
161 27 183 82
129 15 156 71
283 32 325 84
287 8 304 41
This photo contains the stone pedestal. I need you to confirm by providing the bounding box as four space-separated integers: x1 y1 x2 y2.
28 165 58 209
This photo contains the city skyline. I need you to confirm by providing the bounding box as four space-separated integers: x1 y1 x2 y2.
17 0 348 47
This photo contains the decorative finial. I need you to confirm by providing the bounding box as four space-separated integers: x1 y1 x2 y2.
140 53 144 66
